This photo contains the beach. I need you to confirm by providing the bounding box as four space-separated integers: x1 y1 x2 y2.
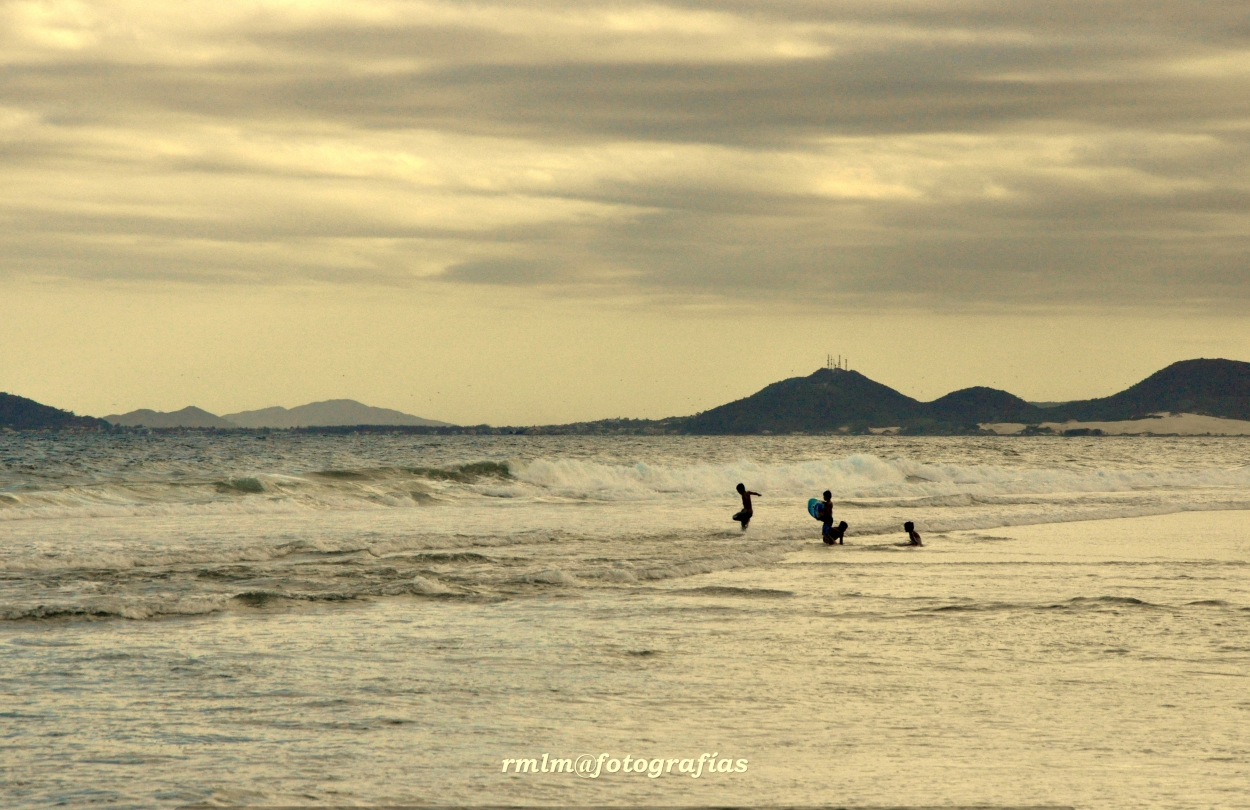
984 413 1250 436
2 434 1248 808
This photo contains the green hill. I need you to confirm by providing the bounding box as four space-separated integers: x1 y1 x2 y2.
0 393 106 430
681 368 925 433
672 359 1250 435
679 370 1047 434
928 387 1045 425
1058 359 1250 421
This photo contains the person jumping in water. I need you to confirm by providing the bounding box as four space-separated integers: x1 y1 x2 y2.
904 521 923 546
733 483 761 529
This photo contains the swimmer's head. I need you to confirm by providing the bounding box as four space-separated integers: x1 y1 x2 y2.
823 490 832 500
736 483 745 493
904 521 915 532
838 521 848 530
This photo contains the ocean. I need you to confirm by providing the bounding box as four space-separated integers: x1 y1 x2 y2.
1 433 1247 808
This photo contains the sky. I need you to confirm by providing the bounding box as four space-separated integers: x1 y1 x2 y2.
2 0 1248 425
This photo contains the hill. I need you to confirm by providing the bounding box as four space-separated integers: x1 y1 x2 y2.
679 370 1046 434
928 387 1045 424
1057 359 1250 422
103 406 237 428
101 400 453 429
222 400 452 428
671 358 1250 434
1 393 106 430
681 368 925 433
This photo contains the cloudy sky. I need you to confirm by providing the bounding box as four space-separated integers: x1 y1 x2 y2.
2 0 1248 424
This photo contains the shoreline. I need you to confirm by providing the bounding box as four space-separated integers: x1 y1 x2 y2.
983 412 1250 436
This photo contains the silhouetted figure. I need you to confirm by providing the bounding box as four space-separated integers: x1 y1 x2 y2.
904 521 923 546
818 490 835 542
733 483 761 529
824 520 848 545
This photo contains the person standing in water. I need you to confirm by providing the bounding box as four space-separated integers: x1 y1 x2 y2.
818 490 837 543
733 483 761 529
904 521 923 546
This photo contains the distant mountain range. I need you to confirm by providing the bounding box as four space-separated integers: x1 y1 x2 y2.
4 359 1249 433
102 406 236 429
677 358 1250 434
680 368 1043 434
222 400 453 428
102 400 453 429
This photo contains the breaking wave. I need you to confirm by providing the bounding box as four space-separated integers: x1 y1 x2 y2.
5 453 1249 522
508 455 1250 501
3 435 1249 622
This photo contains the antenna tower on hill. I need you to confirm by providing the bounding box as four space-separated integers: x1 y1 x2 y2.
826 354 848 371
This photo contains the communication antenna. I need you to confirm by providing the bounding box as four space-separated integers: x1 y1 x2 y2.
826 354 849 371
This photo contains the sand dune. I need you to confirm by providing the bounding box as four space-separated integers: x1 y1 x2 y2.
983 413 1250 436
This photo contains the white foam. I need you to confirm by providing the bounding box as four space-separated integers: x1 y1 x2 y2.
509 455 1250 502
4 451 1250 524
408 576 452 595
3 593 232 621
520 568 582 586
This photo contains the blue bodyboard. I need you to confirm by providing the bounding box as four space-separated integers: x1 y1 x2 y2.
807 498 823 520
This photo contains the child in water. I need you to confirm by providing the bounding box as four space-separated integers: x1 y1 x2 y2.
733 483 761 529
904 521 923 546
824 520 848 545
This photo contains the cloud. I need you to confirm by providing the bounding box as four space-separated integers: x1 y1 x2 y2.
1 0 1248 307
443 258 566 285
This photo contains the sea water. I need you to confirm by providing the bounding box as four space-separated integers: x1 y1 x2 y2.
1 433 1247 808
